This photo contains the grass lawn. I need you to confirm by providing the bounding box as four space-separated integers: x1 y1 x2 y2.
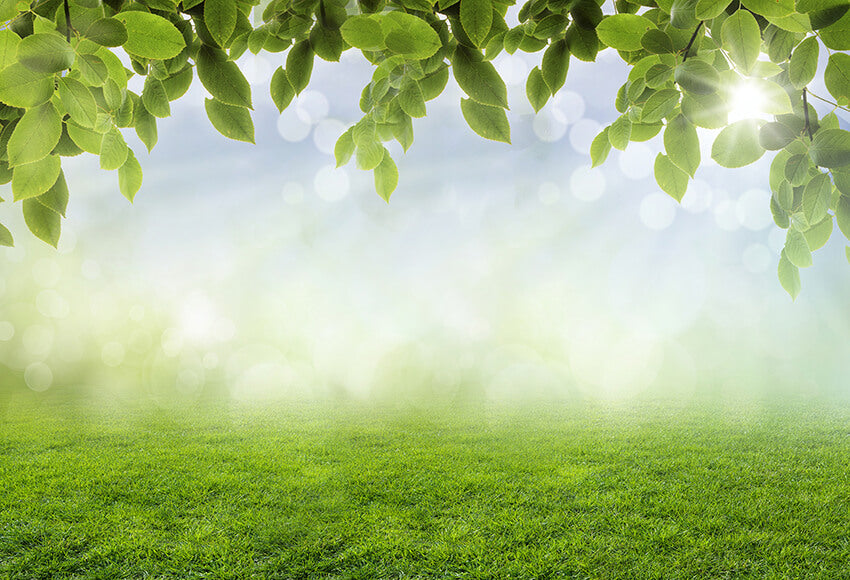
1 395 849 579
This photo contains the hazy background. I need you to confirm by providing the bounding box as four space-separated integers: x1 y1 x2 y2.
2 40 849 406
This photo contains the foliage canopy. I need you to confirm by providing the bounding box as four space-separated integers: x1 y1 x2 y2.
1 0 850 296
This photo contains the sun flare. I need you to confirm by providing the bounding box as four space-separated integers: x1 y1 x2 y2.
728 81 771 123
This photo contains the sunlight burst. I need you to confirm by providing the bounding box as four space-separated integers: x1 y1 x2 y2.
728 81 771 123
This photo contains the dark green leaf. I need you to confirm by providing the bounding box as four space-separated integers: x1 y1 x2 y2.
197 46 253 109
205 0 237 47
17 34 75 73
452 46 509 108
204 98 255 143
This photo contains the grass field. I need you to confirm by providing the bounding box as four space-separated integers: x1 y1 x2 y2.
1 395 850 579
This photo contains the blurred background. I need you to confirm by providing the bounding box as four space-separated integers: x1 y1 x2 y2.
1 42 849 407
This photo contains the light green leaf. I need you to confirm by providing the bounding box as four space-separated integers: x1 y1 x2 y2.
374 153 398 202
57 77 98 129
640 29 675 54
785 154 810 185
836 194 850 240
142 75 171 118
134 106 158 152
802 172 832 223
36 169 68 217
197 46 252 109
804 215 833 250
590 127 612 167
655 153 689 202
596 14 657 52
420 66 449 101
335 128 355 167
810 129 850 168
67 122 103 154
825 52 850 104
205 0 237 47
460 0 493 47
785 228 813 267
817 10 850 50
380 12 442 59
695 0 731 20
675 60 720 95
721 10 761 75
541 39 570 93
711 119 765 167
0 29 21 69
12 155 61 201
0 64 53 108
286 40 314 95
204 98 254 143
340 16 386 51
270 67 295 112
115 12 186 60
741 0 794 17
789 36 819 89
74 53 108 87
664 114 700 177
460 97 511 143
118 149 142 202
99 127 128 171
84 18 128 47
356 141 385 170
399 77 427 118
759 122 796 150
641 88 680 123
778 249 800 299
452 46 509 109
0 222 12 247
17 34 74 73
7 101 62 167
608 115 632 150
23 198 61 247
526 66 549 113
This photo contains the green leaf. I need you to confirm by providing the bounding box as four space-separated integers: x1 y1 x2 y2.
286 40 314 95
310 26 344 62
596 14 656 51
84 18 128 47
526 67 549 113
695 0 730 20
802 172 832 223
340 16 386 51
721 10 761 75
99 127 128 171
810 129 850 168
67 122 103 154
836 194 850 240
819 10 850 50
825 52 850 104
590 127 612 167
640 29 675 54
0 29 21 69
750 78 793 115
777 249 800 299
335 128 355 167
804 215 833 250
7 101 62 167
118 149 142 202
22 197 60 247
675 60 720 95
142 75 171 118
565 23 599 62
356 141 385 170
12 155 61 201
420 66 449 101
460 0 493 47
711 119 765 168
0 222 12 247
204 98 254 143
115 12 185 60
741 0 795 17
36 169 68 217
197 46 252 109
205 0 237 47
608 115 632 151
641 88 680 123
785 228 813 267
664 114 700 177
374 153 398 202
74 53 108 87
654 153 689 201
0 64 53 108
785 153 810 185
270 67 295 112
789 36 819 89
57 77 98 129
380 12 442 59
759 122 796 150
541 39 570 93
460 97 511 143
452 46 509 109
17 34 74 74
398 77 427 118
134 106 158 152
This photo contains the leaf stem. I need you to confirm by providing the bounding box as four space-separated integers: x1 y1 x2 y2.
803 88 813 141
807 89 850 113
63 0 72 42
682 21 704 62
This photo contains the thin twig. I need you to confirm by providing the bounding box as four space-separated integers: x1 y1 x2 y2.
63 0 71 42
807 89 850 113
682 21 704 62
803 88 813 141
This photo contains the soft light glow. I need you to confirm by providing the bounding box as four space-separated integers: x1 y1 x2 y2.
728 81 771 123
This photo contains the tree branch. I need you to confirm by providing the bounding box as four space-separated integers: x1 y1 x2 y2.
64 0 72 42
803 88 813 141
682 21 704 62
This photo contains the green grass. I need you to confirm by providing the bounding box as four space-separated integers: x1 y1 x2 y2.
2 395 850 579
